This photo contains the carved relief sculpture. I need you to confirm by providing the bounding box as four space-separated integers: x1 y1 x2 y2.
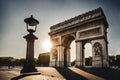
93 42 102 57
52 49 58 60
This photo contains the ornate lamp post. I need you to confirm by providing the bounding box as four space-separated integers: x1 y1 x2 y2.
21 15 39 73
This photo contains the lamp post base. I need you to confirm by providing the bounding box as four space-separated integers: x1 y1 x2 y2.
21 68 37 73
20 61 38 73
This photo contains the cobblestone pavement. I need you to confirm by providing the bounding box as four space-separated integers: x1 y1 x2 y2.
0 66 109 80
0 71 64 80
69 67 104 80
0 66 65 80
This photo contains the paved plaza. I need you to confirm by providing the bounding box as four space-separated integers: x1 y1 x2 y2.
0 66 120 80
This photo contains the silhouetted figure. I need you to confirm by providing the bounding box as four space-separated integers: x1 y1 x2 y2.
8 61 11 69
12 61 15 68
8 60 15 69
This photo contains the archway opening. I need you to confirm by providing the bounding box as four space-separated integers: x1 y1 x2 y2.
70 40 76 66
62 35 75 67
84 43 92 66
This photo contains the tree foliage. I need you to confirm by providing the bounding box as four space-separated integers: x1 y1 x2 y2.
85 57 92 66
0 54 120 68
109 55 120 67
37 53 50 66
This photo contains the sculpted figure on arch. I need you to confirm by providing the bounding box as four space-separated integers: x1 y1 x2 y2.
93 42 103 57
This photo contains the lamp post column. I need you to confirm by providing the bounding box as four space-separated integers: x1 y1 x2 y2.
21 15 39 73
21 33 38 73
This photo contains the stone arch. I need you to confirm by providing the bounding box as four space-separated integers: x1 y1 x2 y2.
84 42 92 66
62 35 75 47
62 35 75 67
49 8 109 67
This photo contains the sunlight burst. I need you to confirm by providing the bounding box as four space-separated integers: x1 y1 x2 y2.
42 40 52 51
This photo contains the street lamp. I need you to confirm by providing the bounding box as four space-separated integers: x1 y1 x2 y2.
25 15 39 33
21 15 39 73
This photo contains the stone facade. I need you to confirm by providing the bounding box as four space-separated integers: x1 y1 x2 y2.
49 8 109 67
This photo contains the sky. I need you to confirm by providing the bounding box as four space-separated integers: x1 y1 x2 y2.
0 0 120 61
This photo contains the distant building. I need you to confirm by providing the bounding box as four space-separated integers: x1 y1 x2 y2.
37 52 50 66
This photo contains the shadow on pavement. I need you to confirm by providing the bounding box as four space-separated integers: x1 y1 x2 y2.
55 67 88 80
11 72 40 80
78 67 120 80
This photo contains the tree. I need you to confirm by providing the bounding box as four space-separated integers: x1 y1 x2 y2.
71 60 75 66
85 57 92 66
0 57 14 66
18 58 25 66
37 52 50 66
116 55 120 67
109 56 116 67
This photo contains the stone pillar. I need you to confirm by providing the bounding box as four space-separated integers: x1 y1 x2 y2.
21 33 38 73
92 39 108 67
75 41 84 67
57 45 64 67
66 48 71 66
50 45 65 67
63 47 70 67
49 48 53 66
49 47 58 67
101 39 109 67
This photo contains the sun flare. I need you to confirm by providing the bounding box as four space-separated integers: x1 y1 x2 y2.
42 40 52 51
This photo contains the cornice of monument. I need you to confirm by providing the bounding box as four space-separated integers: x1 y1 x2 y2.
49 8 108 35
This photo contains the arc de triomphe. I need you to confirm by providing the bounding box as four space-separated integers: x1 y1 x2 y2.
49 8 109 67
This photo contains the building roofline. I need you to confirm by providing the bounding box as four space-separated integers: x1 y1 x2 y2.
50 7 108 31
